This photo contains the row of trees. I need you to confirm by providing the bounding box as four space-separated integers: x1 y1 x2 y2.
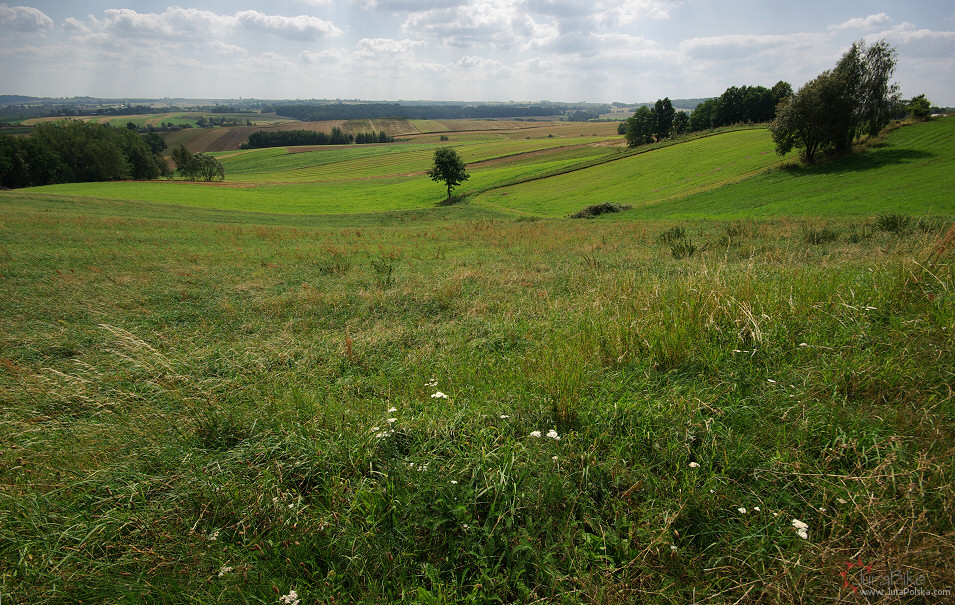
272 103 552 122
771 40 899 162
620 82 794 148
245 127 392 149
621 98 685 146
689 83 793 131
0 120 170 188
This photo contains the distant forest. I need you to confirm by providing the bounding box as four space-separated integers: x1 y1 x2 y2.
246 127 393 148
268 103 566 122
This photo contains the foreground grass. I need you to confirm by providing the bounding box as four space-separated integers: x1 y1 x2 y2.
1 191 953 603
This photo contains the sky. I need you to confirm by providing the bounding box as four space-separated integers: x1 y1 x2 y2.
1 1 953 104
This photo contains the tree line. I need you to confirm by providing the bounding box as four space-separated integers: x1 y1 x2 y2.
619 82 793 148
245 127 393 149
271 103 555 122
0 120 170 188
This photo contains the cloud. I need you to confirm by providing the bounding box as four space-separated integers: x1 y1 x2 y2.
602 0 680 25
679 32 829 61
831 13 892 31
78 8 342 43
353 37 425 60
93 7 233 40
235 10 342 40
869 23 955 58
0 3 53 33
210 41 248 57
299 48 344 65
352 0 464 11
61 17 90 35
403 0 559 50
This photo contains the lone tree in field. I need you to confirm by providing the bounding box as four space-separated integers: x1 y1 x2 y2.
771 39 899 163
427 147 469 199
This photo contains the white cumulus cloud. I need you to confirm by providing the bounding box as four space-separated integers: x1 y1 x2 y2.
235 10 343 41
0 3 53 32
831 13 892 31
93 7 233 40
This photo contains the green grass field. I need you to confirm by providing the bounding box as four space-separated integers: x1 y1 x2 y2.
1 118 954 604
24 119 955 220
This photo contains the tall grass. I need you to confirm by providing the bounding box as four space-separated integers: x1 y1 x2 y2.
1 191 952 603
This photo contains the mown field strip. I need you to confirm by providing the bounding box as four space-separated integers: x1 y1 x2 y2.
472 129 794 216
24 151 593 214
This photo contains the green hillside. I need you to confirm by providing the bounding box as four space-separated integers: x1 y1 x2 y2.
19 118 953 220
474 118 955 218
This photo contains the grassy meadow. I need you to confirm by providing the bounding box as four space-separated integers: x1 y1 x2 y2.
1 117 954 604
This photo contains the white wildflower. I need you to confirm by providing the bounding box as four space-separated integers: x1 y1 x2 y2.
738 507 747 514
279 589 300 605
387 407 397 413
546 429 560 440
218 565 233 577
499 414 509 419
207 529 221 541
670 544 677 553
370 426 380 432
792 518 809 539
753 506 760 512
552 455 558 461
529 430 542 438
450 480 458 485
688 462 700 468
387 417 397 423
431 391 448 399
425 378 438 387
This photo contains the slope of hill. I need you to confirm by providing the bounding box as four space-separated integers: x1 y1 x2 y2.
10 118 954 220
473 117 955 218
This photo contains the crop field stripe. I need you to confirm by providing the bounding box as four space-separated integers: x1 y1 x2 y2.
471 129 795 216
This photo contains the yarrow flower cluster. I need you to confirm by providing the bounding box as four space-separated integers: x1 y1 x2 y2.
792 518 809 540
529 429 560 440
425 378 448 399
279 589 300 605
371 404 400 439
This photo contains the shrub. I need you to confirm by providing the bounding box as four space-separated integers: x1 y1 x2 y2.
658 225 687 244
804 227 839 245
569 203 631 219
670 239 696 259
876 213 912 234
